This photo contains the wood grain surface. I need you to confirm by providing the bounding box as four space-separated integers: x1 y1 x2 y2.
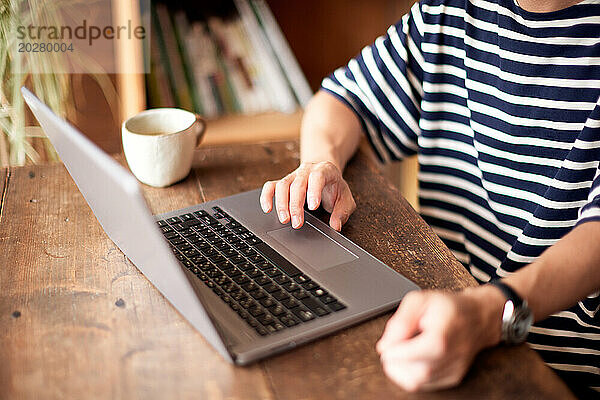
0 141 575 399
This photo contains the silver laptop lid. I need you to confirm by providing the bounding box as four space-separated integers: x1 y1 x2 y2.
21 87 232 362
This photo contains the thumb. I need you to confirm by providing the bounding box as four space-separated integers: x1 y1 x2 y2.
329 184 355 231
377 292 427 353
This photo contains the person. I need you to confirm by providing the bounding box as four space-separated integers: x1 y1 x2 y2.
259 0 600 397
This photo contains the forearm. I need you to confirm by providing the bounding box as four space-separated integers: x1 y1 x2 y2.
300 90 363 171
503 221 600 321
468 221 600 348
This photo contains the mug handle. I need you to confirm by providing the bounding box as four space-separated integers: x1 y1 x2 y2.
195 114 207 148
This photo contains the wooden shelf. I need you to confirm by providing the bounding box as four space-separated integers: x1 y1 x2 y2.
202 110 302 146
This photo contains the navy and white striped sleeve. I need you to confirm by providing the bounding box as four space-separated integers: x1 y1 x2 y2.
576 98 600 227
320 2 425 163
578 171 600 226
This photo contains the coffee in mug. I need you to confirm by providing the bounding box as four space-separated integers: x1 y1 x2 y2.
122 108 206 187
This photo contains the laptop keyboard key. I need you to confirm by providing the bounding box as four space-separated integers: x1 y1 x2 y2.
230 254 246 264
273 290 289 301
280 314 299 327
264 267 282 278
274 275 290 285
237 262 253 271
294 274 310 284
257 314 275 326
281 281 296 290
215 260 234 270
302 281 319 291
208 254 225 264
233 241 249 250
249 254 265 264
248 305 265 317
301 297 330 316
263 283 280 293
233 275 250 285
255 261 271 270
250 290 267 300
255 326 269 336
293 308 316 322
271 305 286 316
224 268 242 278
247 268 262 279
329 301 347 312
239 298 253 309
312 288 328 297
240 248 257 257
292 289 309 300
169 237 184 245
172 223 187 231
256 276 271 286
259 297 277 308
281 298 300 309
242 282 259 292
320 295 336 304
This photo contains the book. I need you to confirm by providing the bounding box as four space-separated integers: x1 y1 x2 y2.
184 21 221 118
150 4 177 107
207 17 241 114
230 18 272 114
172 10 204 114
146 27 163 107
155 3 194 111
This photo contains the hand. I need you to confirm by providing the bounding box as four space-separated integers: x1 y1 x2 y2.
260 161 356 231
376 288 504 392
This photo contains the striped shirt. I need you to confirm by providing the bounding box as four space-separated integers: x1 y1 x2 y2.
321 0 600 395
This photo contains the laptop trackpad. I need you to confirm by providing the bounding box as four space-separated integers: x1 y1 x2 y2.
267 223 358 271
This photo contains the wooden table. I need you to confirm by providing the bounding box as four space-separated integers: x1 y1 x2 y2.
0 141 575 399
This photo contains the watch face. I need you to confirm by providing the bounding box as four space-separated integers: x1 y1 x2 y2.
509 308 534 343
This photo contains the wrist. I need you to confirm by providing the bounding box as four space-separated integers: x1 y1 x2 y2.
300 154 344 173
462 285 506 348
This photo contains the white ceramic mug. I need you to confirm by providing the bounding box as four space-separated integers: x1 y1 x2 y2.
122 108 206 187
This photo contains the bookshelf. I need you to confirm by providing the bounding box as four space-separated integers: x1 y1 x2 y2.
113 0 309 145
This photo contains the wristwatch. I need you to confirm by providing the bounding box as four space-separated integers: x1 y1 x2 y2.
489 280 534 345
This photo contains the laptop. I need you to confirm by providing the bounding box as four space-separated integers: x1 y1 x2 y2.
22 87 419 365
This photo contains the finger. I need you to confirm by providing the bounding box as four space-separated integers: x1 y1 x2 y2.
379 331 445 363
380 359 432 393
329 184 356 231
260 181 276 213
289 173 309 229
377 291 427 352
306 169 327 210
275 175 293 224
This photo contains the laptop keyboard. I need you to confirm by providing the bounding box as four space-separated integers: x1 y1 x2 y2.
157 206 346 336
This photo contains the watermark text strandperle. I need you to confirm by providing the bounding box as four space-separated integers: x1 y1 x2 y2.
17 19 146 47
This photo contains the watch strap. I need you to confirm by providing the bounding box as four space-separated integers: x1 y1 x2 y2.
489 279 524 308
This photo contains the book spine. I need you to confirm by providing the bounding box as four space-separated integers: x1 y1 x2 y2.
172 10 204 115
151 4 177 107
146 27 163 106
185 22 220 118
231 19 271 113
155 3 193 111
207 17 241 114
